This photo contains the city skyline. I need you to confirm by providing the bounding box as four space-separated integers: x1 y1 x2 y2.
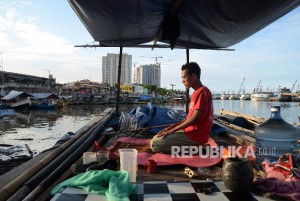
0 1 299 93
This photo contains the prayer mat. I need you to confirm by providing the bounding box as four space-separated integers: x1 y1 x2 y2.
107 137 223 167
50 180 271 201
109 141 152 153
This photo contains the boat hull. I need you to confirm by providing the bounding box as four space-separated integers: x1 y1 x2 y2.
31 103 58 109
251 93 270 101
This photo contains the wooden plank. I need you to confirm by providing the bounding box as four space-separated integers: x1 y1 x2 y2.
219 109 266 125
220 109 300 127
214 117 254 136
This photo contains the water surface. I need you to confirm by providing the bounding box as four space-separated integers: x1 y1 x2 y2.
0 101 299 155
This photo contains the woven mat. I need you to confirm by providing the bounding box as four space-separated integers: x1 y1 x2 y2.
109 141 153 153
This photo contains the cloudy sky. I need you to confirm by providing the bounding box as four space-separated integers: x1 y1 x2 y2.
1 1 299 94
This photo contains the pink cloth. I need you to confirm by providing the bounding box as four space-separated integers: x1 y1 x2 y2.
107 137 222 167
262 160 294 181
262 161 288 181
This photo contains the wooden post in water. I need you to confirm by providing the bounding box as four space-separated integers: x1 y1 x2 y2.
185 48 189 113
116 46 123 115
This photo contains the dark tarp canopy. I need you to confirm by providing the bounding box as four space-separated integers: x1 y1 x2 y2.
67 0 300 49
1 90 33 101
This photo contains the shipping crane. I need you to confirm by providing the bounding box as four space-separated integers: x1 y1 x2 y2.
137 56 163 65
291 80 297 92
237 77 245 95
254 80 261 93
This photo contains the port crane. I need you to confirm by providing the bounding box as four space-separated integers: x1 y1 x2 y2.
137 56 163 65
237 77 245 95
291 80 297 92
253 80 261 93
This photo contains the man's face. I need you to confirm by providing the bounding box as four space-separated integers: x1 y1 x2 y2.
181 69 193 89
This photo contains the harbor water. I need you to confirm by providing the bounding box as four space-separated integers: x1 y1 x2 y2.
0 101 299 155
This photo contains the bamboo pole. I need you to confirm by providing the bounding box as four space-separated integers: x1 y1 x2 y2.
103 123 173 136
214 117 254 136
213 121 255 146
116 46 123 116
185 48 189 113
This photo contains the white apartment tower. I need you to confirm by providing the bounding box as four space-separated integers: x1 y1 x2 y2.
102 53 132 86
134 64 161 87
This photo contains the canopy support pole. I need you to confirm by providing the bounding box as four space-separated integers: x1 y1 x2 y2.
116 46 123 115
185 48 189 113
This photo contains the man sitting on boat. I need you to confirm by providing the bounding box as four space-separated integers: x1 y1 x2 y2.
150 62 214 154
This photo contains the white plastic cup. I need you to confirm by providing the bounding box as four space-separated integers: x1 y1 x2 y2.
119 149 138 182
83 152 97 164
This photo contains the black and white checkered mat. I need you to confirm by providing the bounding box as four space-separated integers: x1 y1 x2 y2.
51 180 271 201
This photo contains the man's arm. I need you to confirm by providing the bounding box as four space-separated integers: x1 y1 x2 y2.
157 109 203 138
156 119 186 135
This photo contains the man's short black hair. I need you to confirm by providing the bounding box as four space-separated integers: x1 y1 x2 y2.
181 62 201 79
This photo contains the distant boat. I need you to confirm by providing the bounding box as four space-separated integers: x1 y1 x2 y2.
269 87 292 102
30 93 60 109
240 93 251 100
212 93 221 100
30 102 57 109
221 94 229 100
229 94 239 100
251 92 270 101
1 90 33 109
280 103 291 108
8 98 32 109
279 87 292 102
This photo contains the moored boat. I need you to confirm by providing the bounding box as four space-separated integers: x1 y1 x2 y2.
30 102 57 109
229 94 239 100
240 93 251 100
1 91 33 109
221 94 229 100
251 92 270 101
212 93 221 100
29 93 59 109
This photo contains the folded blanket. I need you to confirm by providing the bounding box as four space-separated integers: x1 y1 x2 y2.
51 169 136 201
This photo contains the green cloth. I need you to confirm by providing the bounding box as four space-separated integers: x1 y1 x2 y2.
51 169 136 201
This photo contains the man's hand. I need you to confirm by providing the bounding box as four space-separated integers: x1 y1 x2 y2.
157 129 173 139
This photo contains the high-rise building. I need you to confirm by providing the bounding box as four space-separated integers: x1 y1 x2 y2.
102 53 132 86
134 64 161 87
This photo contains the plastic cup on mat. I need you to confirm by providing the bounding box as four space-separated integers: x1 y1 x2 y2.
119 149 138 182
83 152 97 164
